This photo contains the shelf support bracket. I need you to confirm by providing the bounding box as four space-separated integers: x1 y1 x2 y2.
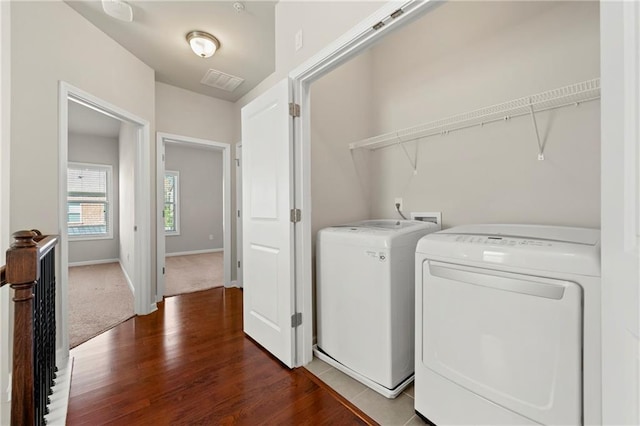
528 101 545 161
396 133 418 175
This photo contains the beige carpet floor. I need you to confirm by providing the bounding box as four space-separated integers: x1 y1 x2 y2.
165 252 224 296
68 262 135 348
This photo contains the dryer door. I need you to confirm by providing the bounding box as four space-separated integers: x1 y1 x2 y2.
422 261 582 425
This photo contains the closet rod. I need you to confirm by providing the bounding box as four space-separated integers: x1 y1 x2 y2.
349 78 600 151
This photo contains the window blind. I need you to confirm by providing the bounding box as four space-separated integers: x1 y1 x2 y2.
67 163 111 238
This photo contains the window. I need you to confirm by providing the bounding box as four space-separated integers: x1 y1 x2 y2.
67 163 113 239
164 171 180 235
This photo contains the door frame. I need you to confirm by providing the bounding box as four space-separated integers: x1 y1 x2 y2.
155 132 232 300
59 81 153 358
235 142 243 288
286 0 638 420
287 0 436 367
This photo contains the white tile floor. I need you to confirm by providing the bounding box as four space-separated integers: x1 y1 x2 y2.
305 357 428 426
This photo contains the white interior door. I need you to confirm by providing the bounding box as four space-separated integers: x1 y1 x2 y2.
241 79 295 367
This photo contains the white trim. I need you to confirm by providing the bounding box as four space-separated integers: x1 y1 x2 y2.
163 169 180 236
156 132 232 303
59 82 155 368
68 258 119 267
288 0 438 367
67 161 114 241
165 248 223 257
119 260 135 295
600 2 640 423
43 356 73 426
235 142 243 289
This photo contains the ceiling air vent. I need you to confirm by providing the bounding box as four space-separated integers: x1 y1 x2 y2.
200 69 245 92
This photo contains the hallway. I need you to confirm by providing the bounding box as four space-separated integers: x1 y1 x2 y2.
67 287 374 424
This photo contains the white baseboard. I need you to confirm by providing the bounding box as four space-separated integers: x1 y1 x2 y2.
68 258 119 267
118 261 135 295
44 356 73 426
165 248 223 257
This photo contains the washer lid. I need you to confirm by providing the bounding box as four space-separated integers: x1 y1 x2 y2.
331 219 438 234
437 224 599 245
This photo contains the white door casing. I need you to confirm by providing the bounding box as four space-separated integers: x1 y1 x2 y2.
600 2 640 423
235 143 243 288
155 132 233 300
241 79 296 368
59 81 154 362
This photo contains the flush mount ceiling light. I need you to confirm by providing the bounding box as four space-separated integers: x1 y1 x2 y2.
186 31 220 58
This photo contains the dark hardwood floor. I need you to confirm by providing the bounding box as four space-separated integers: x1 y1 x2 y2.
67 287 375 425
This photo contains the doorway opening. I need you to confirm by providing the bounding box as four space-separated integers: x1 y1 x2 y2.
155 132 232 300
59 82 153 357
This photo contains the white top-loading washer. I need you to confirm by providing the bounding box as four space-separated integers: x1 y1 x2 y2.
415 224 601 425
316 219 440 398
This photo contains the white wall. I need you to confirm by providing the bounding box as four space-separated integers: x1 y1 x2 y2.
310 51 374 237
0 1 10 422
68 133 120 264
164 144 224 254
365 1 600 228
118 123 137 285
600 2 640 423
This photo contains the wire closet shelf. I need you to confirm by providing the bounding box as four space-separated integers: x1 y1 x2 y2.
348 78 601 152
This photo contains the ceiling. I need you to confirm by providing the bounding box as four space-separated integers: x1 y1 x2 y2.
65 1 276 102
68 101 122 138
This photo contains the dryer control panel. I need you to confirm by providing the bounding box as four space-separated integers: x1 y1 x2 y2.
452 235 554 247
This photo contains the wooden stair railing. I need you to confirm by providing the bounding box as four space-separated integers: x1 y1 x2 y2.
1 230 59 426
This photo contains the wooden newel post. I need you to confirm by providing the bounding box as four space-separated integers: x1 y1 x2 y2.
6 230 38 426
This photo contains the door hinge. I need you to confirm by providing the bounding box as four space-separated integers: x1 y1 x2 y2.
289 102 300 118
237 210 240 218
390 8 404 19
291 312 302 328
235 158 240 167
237 261 241 268
162 210 165 218
162 267 165 275
290 208 301 223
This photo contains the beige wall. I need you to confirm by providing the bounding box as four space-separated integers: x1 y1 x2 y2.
68 133 120 263
164 144 224 254
310 51 374 238
10 1 155 234
0 1 9 421
366 1 600 228
156 82 235 142
307 1 600 230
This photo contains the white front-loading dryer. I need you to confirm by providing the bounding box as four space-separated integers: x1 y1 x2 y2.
415 224 601 425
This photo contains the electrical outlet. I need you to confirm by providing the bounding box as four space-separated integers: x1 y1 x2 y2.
394 198 403 211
